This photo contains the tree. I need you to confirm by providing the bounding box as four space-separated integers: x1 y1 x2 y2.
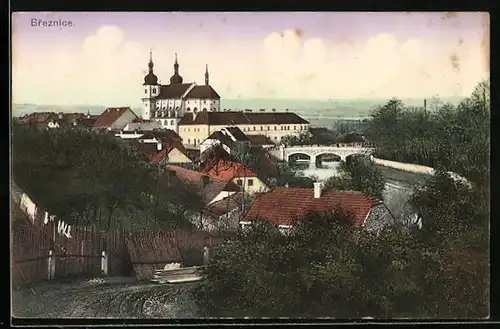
323 155 386 200
267 161 317 188
12 127 199 232
195 207 427 318
280 131 314 146
407 171 489 317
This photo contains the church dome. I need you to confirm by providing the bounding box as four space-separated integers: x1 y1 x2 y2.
170 73 183 84
144 72 158 85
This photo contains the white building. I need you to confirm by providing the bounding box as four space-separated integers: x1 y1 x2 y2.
141 51 221 133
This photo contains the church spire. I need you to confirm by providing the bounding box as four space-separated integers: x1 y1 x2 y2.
205 64 209 86
144 49 158 85
174 53 179 74
148 49 154 72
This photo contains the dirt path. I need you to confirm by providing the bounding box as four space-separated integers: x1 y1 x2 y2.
12 277 201 318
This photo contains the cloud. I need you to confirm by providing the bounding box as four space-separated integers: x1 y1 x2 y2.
256 29 488 99
12 25 489 106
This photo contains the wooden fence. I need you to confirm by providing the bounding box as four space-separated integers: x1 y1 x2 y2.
11 221 130 287
125 230 224 280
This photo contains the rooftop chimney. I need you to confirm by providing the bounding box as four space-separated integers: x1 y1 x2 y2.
313 182 322 199
424 99 427 110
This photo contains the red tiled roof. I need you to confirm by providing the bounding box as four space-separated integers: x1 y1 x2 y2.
184 85 221 100
93 107 136 128
166 165 240 204
158 83 193 99
243 188 379 227
202 160 258 180
178 111 309 126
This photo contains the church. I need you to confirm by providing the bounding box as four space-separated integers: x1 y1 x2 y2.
142 51 221 133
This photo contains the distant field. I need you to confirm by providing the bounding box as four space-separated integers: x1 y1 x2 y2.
12 96 464 132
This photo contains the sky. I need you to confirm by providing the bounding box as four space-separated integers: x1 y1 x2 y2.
12 12 489 106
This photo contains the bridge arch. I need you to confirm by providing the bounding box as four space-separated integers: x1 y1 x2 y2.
287 152 312 163
316 152 343 162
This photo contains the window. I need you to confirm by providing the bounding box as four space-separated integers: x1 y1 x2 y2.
280 126 283 130
188 128 191 132
260 126 263 131
204 100 207 104
170 120 174 125
267 126 270 130
188 139 191 144
274 136 278 140
253 126 256 131
145 89 147 94
274 126 277 130
187 107 191 112
248 179 254 186
236 179 243 186
294 126 296 130
202 108 207 112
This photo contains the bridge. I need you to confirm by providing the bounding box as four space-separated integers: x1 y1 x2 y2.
270 144 375 168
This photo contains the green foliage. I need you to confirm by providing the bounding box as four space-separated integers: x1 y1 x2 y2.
366 80 490 185
267 162 317 188
280 131 314 146
12 126 200 231
195 80 489 319
323 156 386 199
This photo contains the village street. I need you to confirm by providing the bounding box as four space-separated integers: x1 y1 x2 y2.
12 278 200 318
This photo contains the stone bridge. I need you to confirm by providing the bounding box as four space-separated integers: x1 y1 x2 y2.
271 144 374 168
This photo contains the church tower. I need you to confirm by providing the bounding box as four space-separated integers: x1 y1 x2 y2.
170 53 184 84
142 50 159 120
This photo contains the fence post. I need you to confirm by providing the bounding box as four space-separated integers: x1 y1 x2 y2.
47 250 55 280
101 250 108 276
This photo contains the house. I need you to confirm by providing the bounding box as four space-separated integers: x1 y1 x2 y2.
199 126 250 153
201 159 270 195
202 192 247 232
241 183 395 233
198 142 279 184
122 121 163 132
93 107 138 131
165 165 240 205
74 114 99 129
178 111 310 146
135 138 194 167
